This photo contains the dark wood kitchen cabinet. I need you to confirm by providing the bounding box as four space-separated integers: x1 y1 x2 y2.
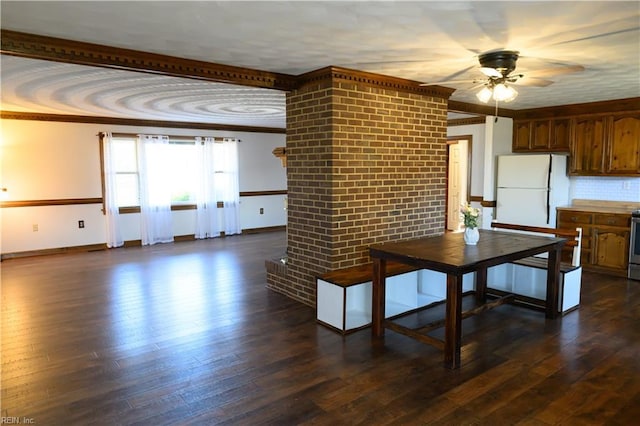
606 114 640 174
514 112 639 176
594 226 629 270
569 116 606 174
512 118 570 152
550 118 571 151
513 121 533 151
570 113 640 176
558 209 631 276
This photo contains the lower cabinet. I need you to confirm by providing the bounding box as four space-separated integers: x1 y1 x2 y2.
558 209 631 276
594 228 630 270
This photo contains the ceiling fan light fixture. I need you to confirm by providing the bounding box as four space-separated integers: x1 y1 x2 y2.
476 86 493 103
492 83 518 102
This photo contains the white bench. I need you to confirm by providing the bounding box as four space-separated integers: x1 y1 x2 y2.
316 262 475 334
488 222 583 314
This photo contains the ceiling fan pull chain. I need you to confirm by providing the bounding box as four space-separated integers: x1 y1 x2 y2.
494 100 499 122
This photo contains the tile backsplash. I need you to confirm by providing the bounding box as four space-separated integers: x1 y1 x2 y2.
571 176 640 202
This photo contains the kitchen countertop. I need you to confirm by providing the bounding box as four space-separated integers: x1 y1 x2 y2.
557 199 640 215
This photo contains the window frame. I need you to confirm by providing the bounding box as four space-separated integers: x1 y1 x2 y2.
100 132 235 215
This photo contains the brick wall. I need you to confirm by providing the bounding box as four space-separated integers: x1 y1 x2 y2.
266 67 451 306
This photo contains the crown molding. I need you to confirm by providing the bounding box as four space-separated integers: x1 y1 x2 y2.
295 66 455 99
0 29 298 91
511 97 640 120
0 111 286 134
447 117 486 126
447 100 517 118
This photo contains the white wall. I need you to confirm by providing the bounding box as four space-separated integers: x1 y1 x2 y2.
447 116 513 229
0 119 286 254
447 123 485 198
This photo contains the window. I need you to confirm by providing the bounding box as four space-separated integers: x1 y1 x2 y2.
111 137 140 207
106 135 237 209
109 137 199 207
167 143 198 204
102 132 241 241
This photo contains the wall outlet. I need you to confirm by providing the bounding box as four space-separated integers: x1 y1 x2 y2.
78 220 85 229
32 224 38 232
623 181 631 190
260 208 264 215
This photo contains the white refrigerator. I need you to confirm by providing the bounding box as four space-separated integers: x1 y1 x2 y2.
496 154 570 228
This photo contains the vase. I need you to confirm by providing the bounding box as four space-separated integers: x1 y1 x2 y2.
464 227 479 245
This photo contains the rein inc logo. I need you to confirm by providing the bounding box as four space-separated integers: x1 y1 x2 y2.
1 418 35 424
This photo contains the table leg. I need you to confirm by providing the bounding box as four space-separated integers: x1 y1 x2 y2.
444 272 463 369
545 244 562 319
372 258 386 337
475 266 487 303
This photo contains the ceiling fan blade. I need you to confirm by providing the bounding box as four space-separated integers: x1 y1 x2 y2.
522 64 585 78
440 65 478 82
480 67 502 78
530 16 639 48
345 59 432 67
468 82 489 91
420 79 482 87
511 76 554 87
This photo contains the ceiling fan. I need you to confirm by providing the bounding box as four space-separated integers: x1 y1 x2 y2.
421 49 585 104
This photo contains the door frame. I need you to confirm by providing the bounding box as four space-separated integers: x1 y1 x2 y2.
445 135 473 231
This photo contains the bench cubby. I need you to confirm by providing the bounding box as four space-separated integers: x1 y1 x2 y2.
487 257 581 314
316 264 475 334
488 222 584 314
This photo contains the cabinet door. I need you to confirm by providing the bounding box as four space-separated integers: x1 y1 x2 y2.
606 114 640 174
570 116 606 174
557 210 593 265
531 120 551 150
513 121 532 151
551 119 571 152
594 228 630 270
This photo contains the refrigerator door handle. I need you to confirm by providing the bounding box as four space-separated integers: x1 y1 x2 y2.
546 189 551 224
546 155 552 225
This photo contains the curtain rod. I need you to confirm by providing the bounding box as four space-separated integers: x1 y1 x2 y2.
100 132 240 142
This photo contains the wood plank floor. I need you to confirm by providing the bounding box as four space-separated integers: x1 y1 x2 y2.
1 231 639 425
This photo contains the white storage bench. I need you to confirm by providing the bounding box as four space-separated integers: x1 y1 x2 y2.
316 262 475 334
488 222 583 314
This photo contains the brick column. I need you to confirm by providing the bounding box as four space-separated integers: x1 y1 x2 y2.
266 67 452 306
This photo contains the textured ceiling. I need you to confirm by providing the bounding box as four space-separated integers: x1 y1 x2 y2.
0 56 287 128
1 1 639 128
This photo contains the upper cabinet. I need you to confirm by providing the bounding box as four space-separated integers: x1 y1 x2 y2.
514 112 640 176
550 118 571 151
569 116 607 174
606 114 640 174
512 118 570 152
571 113 640 176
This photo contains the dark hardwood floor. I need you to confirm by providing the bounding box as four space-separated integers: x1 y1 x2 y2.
1 231 639 425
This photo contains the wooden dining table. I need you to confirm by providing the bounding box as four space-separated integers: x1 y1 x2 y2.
369 229 566 369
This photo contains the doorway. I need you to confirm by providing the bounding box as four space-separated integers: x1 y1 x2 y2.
446 136 472 231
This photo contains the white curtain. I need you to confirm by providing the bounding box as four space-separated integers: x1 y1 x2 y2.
137 134 174 245
194 137 220 239
195 137 241 238
102 132 124 248
219 138 241 236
